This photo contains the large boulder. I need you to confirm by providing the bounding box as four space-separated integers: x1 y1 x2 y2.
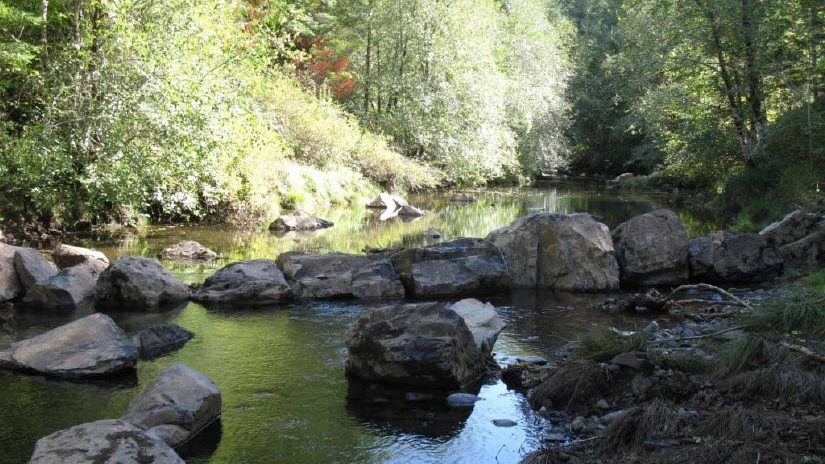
612 209 689 286
486 213 620 292
22 262 104 310
269 210 333 232
277 252 405 300
779 229 825 269
123 363 221 448
95 257 190 310
390 238 510 298
161 240 217 261
346 302 487 388
53 244 109 270
448 298 505 355
760 210 825 269
132 323 194 359
0 313 137 378
688 231 783 283
13 247 58 291
28 419 184 464
0 243 22 302
193 259 292 306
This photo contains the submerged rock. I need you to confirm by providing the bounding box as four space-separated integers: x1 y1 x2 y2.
606 172 634 190
450 193 476 203
132 324 194 359
0 313 137 378
391 238 510 298
0 243 22 302
28 419 184 464
688 231 783 283
123 363 221 447
269 210 334 232
612 209 689 286
193 259 292 306
448 299 505 356
52 244 109 270
161 240 217 261
22 261 104 310
95 257 190 310
277 252 405 300
13 247 58 291
447 393 481 407
367 193 427 220
346 302 487 388
486 213 620 292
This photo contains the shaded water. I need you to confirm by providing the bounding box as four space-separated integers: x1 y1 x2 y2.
0 184 719 463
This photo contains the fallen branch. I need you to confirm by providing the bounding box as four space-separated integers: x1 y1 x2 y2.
666 283 753 311
781 341 825 363
651 325 746 343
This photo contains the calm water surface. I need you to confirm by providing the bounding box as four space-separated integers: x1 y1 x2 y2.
0 184 718 464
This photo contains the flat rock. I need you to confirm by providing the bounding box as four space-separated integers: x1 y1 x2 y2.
28 419 184 464
515 355 549 366
448 299 505 355
269 210 334 232
13 247 58 291
132 323 194 359
612 209 689 286
0 313 137 378
611 352 654 374
278 252 404 300
22 262 104 310
95 257 190 310
161 240 217 260
193 259 292 306
53 244 109 270
486 213 619 292
688 231 783 283
123 363 221 447
492 419 517 427
0 243 22 302
447 393 481 407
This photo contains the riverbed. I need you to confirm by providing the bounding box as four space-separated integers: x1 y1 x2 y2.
0 184 720 464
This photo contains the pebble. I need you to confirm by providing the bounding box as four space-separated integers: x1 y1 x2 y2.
447 393 481 407
595 399 610 409
515 355 549 365
492 419 517 427
542 433 567 442
570 416 586 432
599 409 630 423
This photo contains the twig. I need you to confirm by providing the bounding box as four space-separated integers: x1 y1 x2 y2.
652 325 746 343
781 342 825 362
667 283 753 311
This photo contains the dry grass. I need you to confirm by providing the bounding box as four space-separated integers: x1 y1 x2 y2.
699 407 789 441
576 327 649 362
723 362 825 403
529 360 612 410
519 449 583 464
601 400 683 451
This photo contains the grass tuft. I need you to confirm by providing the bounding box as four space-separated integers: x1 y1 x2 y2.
576 327 649 362
529 360 612 411
601 400 683 451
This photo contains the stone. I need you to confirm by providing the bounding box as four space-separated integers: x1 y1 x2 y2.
161 240 217 260
132 324 194 359
492 419 517 427
486 213 620 292
53 244 109 270
0 313 137 378
95 257 190 310
760 210 825 246
599 409 631 423
391 238 510 298
22 262 104 310
123 363 221 448
606 173 634 190
277 252 404 300
448 298 505 355
595 399 610 409
611 352 654 374
447 393 481 407
346 302 486 388
612 209 689 286
28 419 184 464
366 192 408 209
450 193 476 203
13 247 58 291
542 433 568 442
515 355 549 366
193 259 292 306
570 416 586 432
423 228 442 239
269 210 334 232
780 229 825 269
398 204 427 217
0 243 22 302
688 231 783 283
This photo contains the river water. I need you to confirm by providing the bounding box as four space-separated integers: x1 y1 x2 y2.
0 184 719 464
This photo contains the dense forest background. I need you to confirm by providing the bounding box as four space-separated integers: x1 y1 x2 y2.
1 0 823 229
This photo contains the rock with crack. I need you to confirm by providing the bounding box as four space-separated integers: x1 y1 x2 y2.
0 243 23 302
277 252 405 300
269 210 334 232
13 247 58 291
486 213 619 292
346 302 487 388
0 313 137 378
161 240 217 261
132 324 194 359
612 209 689 286
193 259 292 306
22 261 105 310
52 244 109 271
448 298 505 356
688 231 783 283
123 363 221 448
95 257 190 310
28 419 185 464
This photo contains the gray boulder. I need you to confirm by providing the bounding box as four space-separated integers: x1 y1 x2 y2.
53 244 109 270
688 231 783 283
390 238 510 298
22 261 104 310
161 240 217 260
448 298 505 355
95 257 190 310
269 210 333 232
612 209 689 286
277 252 405 300
14 247 58 291
760 210 825 246
132 324 194 359
0 243 22 302
0 313 137 378
193 259 292 306
28 419 184 464
346 302 487 388
123 363 221 447
486 213 620 292
779 229 825 269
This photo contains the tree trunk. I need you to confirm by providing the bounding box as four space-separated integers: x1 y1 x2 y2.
741 0 766 161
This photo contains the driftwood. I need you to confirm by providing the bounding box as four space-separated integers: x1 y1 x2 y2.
605 283 753 314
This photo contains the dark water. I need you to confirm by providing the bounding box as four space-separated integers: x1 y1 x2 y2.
0 184 718 464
